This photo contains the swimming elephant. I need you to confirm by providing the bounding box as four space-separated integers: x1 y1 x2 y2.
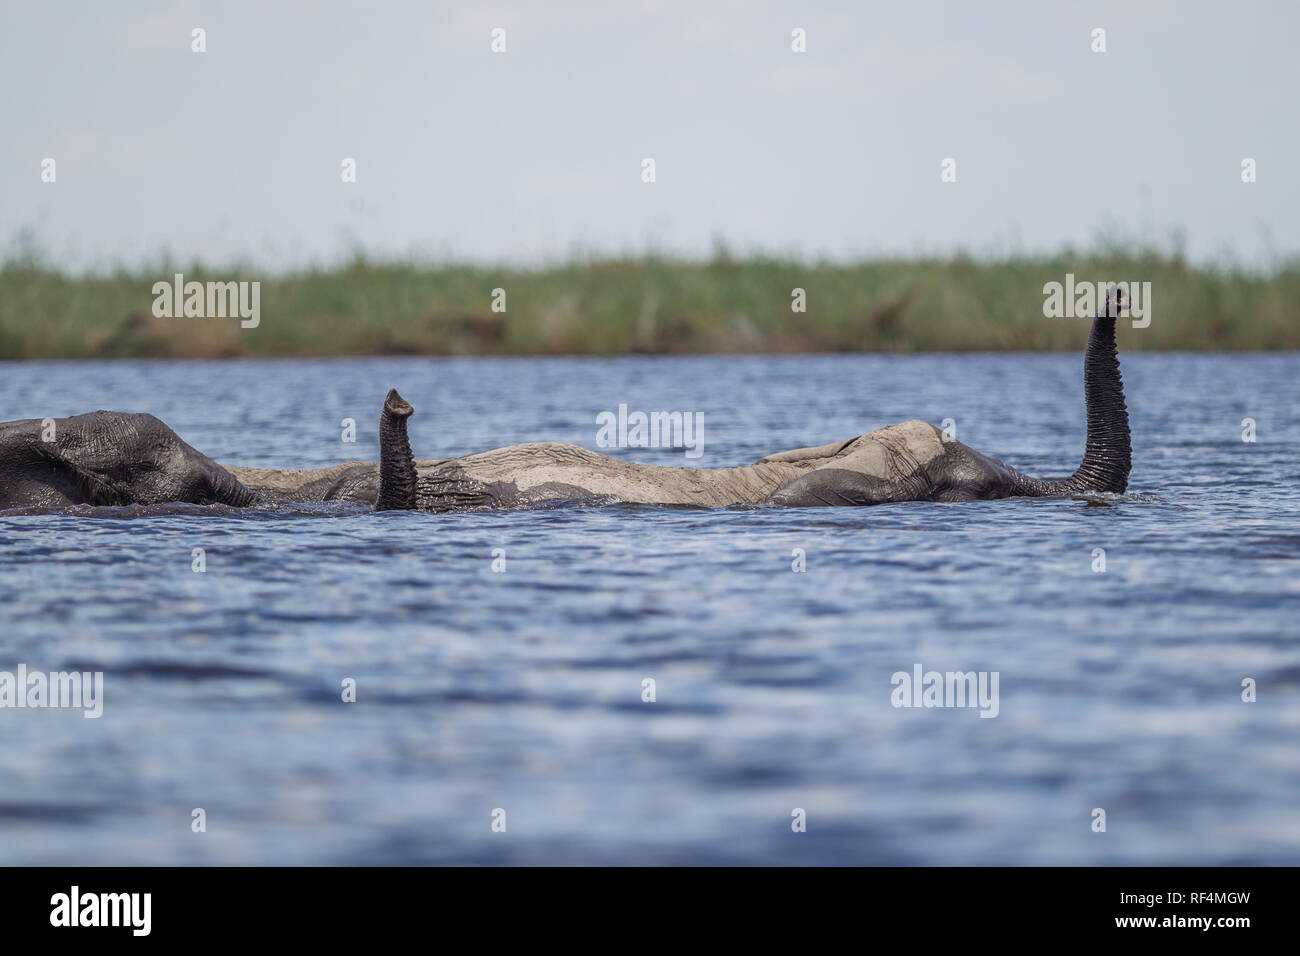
230 286 1132 510
0 289 1131 513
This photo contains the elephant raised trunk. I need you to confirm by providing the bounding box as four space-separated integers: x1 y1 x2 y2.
1010 286 1133 496
375 388 417 510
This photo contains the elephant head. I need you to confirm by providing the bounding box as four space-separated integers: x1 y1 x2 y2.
0 411 257 509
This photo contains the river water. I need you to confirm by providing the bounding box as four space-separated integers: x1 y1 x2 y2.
0 353 1297 864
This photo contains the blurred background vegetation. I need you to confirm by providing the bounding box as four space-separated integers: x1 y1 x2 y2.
2 246 1296 359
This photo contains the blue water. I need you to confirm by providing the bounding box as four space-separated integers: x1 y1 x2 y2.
1 353 1297 865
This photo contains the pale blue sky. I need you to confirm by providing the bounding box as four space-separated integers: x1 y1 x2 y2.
2 0 1296 270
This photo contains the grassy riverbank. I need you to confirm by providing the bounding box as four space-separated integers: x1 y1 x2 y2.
2 250 1296 359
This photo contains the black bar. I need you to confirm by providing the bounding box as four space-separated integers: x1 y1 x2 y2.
0 866 1280 941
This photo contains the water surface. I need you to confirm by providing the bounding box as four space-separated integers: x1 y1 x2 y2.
1 353 1297 864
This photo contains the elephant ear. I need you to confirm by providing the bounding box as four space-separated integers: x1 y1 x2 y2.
768 468 899 507
376 389 418 510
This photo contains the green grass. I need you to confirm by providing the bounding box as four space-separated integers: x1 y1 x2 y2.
1 249 1296 359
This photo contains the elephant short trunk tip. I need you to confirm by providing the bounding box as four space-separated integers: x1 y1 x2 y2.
384 389 414 418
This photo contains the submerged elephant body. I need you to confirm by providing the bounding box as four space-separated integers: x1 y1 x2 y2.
0 293 1132 513
225 419 1009 512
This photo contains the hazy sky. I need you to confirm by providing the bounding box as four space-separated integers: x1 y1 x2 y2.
2 0 1296 270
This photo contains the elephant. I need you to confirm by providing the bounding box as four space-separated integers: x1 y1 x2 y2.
0 290 1131 513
